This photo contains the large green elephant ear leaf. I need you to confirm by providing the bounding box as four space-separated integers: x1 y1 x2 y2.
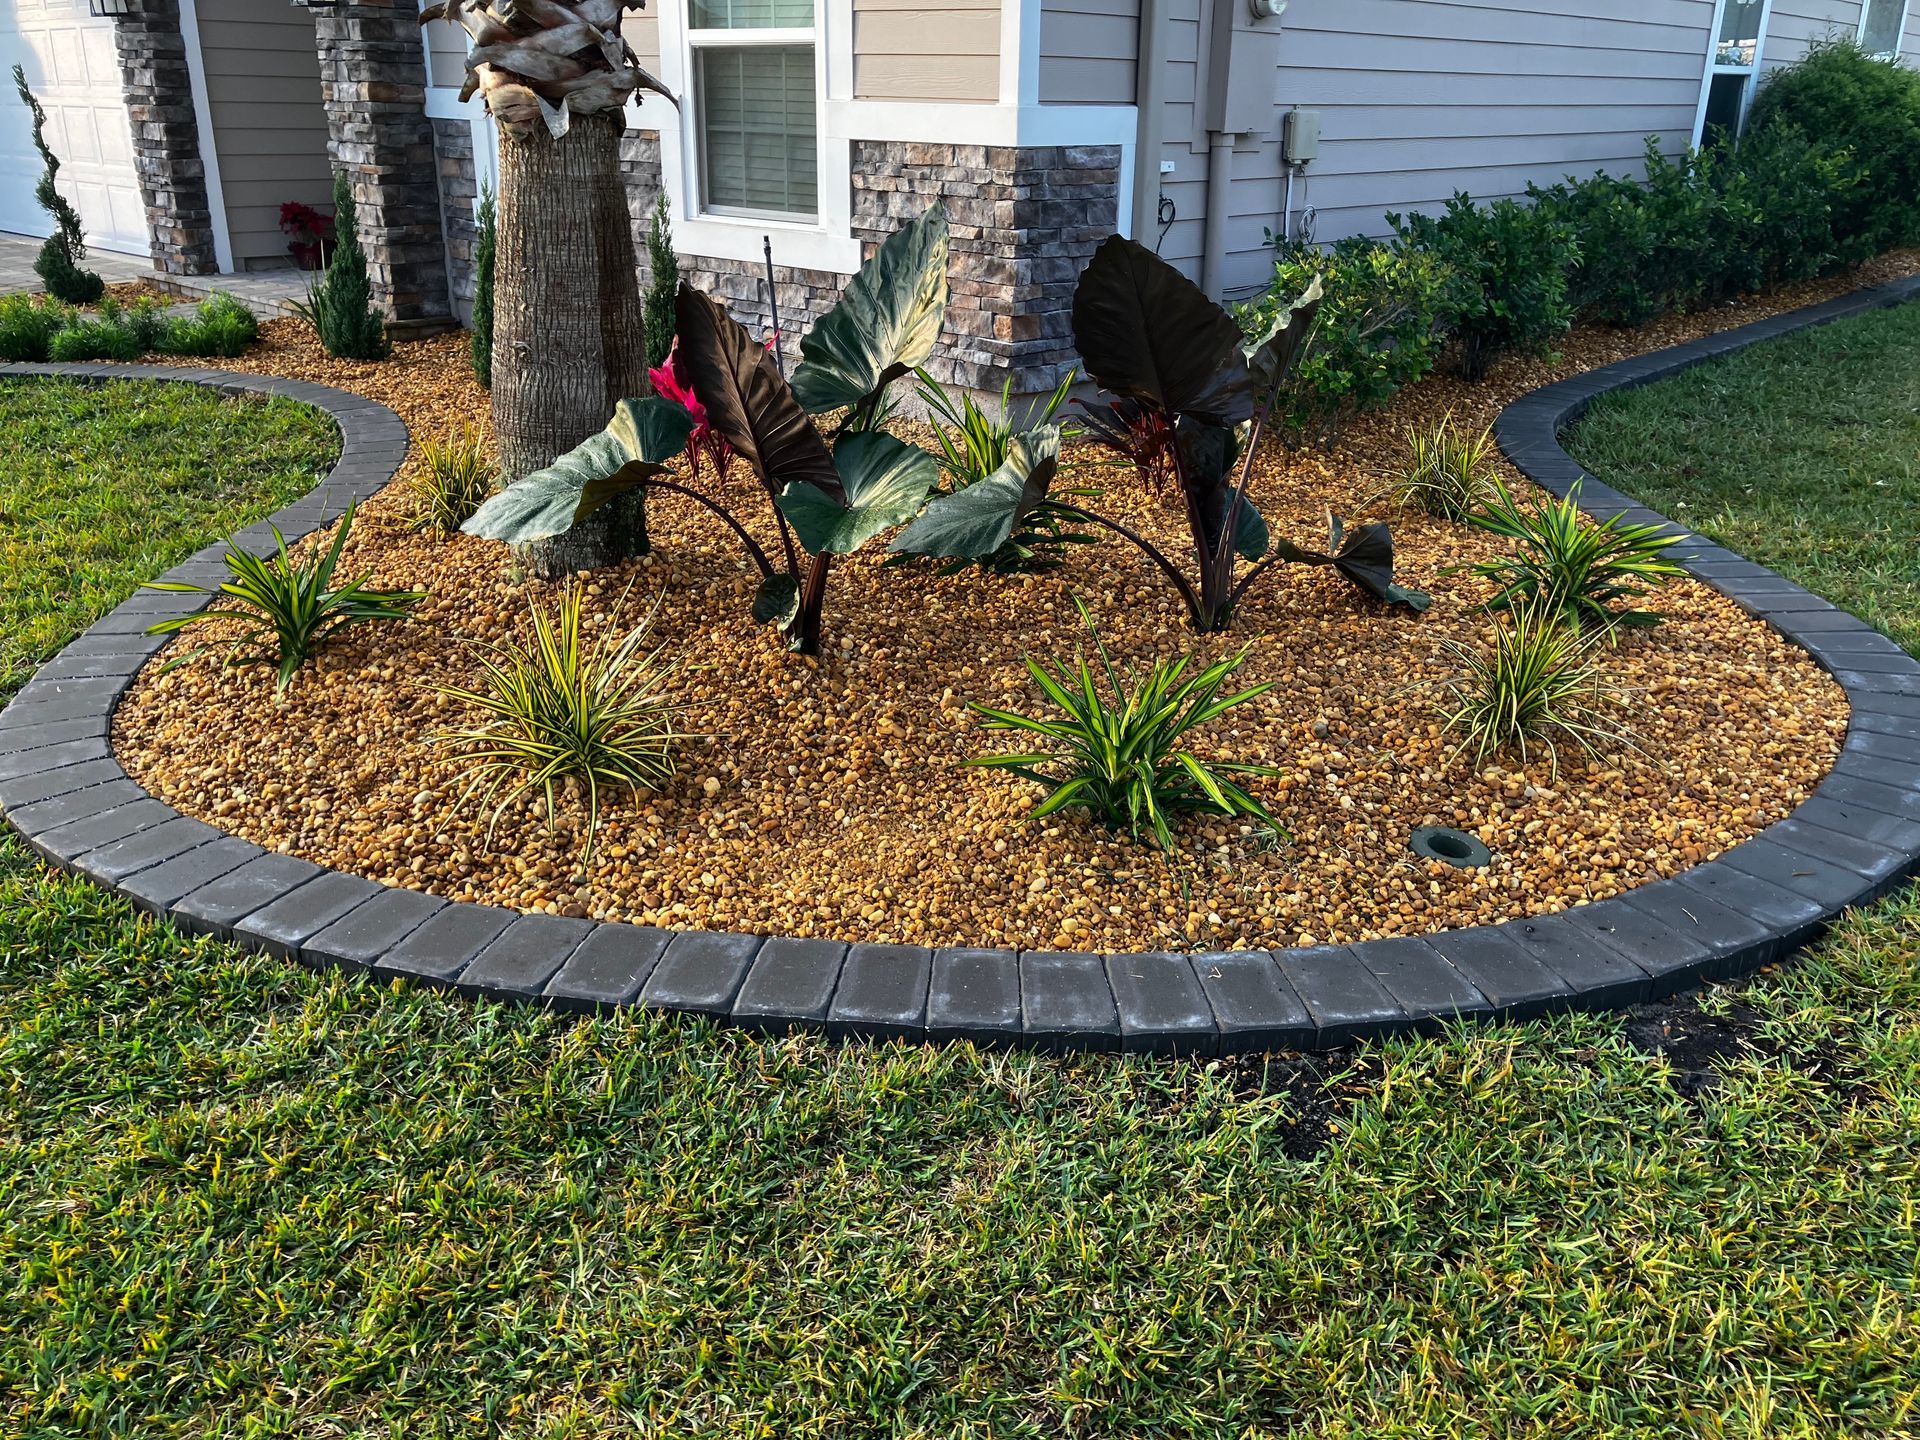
463 396 694 544
1243 272 1324 396
675 282 841 502
1070 234 1253 427
891 426 1063 561
790 204 950 418
776 431 940 555
1271 513 1431 611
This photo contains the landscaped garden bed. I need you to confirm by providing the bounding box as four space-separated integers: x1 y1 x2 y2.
99 245 1919 955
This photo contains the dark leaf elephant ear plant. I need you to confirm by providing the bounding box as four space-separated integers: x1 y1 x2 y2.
895 234 1428 628
465 203 951 656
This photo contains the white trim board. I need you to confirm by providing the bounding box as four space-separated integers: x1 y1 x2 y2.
176 0 233 274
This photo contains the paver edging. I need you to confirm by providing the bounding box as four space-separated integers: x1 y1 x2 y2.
4 285 1919 1055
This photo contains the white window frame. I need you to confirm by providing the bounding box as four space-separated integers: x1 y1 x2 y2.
1691 0 1777 147
641 0 860 272
1857 0 1912 58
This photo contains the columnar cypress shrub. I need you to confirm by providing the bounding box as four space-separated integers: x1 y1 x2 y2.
299 169 389 360
642 194 678 372
471 182 496 389
12 64 103 305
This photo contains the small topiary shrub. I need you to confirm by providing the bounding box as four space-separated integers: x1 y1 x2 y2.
642 193 678 372
1747 39 1920 253
1245 234 1451 446
1389 193 1578 380
297 169 389 361
13 64 103 305
471 183 495 389
0 293 73 362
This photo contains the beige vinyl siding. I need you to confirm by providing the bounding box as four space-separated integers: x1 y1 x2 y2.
1154 0 1720 292
1040 0 1138 103
423 9 468 88
194 0 334 268
623 9 662 73
854 0 1000 101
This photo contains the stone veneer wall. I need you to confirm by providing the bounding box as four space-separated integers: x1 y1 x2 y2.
311 0 451 324
620 135 1120 395
107 0 216 276
431 118 478 325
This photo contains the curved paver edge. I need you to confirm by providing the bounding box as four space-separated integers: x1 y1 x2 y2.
3 286 1919 1056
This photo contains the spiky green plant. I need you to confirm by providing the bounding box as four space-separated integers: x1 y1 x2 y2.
408 424 495 534
916 368 1074 486
1436 604 1629 776
142 501 424 692
295 170 389 361
471 183 495 388
1464 477 1683 627
1393 411 1502 520
967 599 1282 851
642 193 678 372
429 585 689 862
13 64 102 304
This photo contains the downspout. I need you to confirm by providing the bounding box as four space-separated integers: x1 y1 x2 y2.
1201 129 1233 301
1131 0 1167 245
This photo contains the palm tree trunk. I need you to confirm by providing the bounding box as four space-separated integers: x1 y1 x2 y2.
494 110 650 578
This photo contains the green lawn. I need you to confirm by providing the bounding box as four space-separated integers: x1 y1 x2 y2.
0 378 338 696
1 348 1918 1437
1570 298 1920 654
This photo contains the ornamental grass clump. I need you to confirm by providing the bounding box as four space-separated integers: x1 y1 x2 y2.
142 501 425 693
967 600 1282 852
1393 412 1501 520
429 585 688 862
409 424 495 533
1437 604 1629 777
1465 478 1683 628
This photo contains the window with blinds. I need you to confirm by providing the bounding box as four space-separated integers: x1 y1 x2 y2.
689 0 818 220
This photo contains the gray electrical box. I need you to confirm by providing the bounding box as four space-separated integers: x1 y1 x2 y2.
1202 0 1288 136
1283 108 1321 163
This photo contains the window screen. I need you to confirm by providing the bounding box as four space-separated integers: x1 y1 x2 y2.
697 45 818 217
1860 0 1907 54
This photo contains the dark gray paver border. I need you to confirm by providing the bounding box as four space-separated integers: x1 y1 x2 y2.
5 285 1920 1054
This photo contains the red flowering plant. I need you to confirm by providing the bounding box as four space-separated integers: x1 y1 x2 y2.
279 201 333 269
648 334 756 485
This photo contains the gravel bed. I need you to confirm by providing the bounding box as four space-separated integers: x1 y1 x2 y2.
108 252 1918 953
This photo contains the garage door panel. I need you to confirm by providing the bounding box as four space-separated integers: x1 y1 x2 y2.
0 0 146 255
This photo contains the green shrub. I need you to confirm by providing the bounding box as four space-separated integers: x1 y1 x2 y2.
1246 234 1451 446
1389 193 1578 380
1722 117 1860 288
159 293 258 358
429 584 687 862
965 599 1282 851
143 501 424 693
642 193 677 372
48 312 141 362
13 64 103 305
471 183 495 389
408 424 495 533
1392 412 1500 520
1747 39 1920 253
0 293 73 362
297 170 389 361
1437 603 1628 776
1463 478 1683 628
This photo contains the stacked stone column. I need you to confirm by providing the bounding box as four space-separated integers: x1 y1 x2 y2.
107 0 216 276
310 0 451 324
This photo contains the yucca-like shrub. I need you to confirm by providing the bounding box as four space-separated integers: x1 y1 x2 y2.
1393 412 1501 521
1464 478 1683 628
409 425 496 534
1437 605 1629 776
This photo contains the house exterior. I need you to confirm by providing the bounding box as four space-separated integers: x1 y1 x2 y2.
4 0 1916 390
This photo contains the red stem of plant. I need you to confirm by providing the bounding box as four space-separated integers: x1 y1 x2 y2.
1050 502 1207 627
638 477 776 579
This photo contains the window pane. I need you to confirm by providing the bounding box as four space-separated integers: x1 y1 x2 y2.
698 45 817 217
689 0 812 29
1716 0 1764 65
1702 71 1748 142
1861 0 1905 53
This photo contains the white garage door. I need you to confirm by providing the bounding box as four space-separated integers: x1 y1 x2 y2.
1 0 147 255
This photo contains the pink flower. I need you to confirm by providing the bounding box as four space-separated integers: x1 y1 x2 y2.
650 337 733 485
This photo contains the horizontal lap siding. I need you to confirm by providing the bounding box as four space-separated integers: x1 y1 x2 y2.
424 13 469 89
1762 0 1863 67
195 0 334 267
1040 0 1139 103
855 0 1001 101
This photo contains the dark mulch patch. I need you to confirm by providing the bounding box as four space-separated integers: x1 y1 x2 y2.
1623 994 1861 1100
1226 1051 1381 1159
